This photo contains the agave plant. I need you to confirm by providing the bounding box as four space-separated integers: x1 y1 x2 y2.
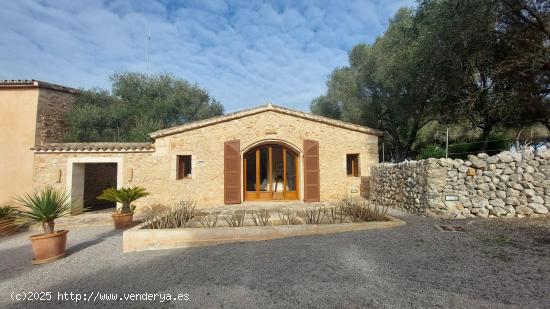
0 205 17 219
16 186 79 234
98 186 149 214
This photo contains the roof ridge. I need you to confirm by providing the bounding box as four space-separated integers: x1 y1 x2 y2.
150 103 382 138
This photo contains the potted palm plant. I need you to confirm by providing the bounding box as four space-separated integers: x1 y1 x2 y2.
16 186 80 264
98 186 149 229
0 205 18 236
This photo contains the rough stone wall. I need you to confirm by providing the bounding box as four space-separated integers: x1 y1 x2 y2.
35 88 76 145
370 149 550 219
33 110 379 209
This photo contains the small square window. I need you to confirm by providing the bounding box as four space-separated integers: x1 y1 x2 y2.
346 154 359 177
177 155 192 179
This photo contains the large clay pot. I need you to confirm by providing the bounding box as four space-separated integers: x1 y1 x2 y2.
0 217 17 236
112 212 134 229
29 230 68 264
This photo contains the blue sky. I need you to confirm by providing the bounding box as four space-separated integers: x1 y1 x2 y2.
0 0 415 112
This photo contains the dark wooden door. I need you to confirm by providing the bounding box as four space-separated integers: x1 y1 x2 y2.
224 140 241 204
303 139 320 202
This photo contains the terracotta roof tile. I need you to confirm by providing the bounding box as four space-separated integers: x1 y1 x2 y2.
0 79 79 94
33 143 154 153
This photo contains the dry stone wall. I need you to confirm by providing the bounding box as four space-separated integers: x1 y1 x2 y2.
35 88 76 144
370 149 550 219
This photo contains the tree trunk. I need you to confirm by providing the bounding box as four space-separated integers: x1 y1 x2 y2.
42 220 55 234
479 123 494 153
121 202 132 214
392 142 409 162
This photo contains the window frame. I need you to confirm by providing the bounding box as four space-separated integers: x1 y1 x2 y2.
176 155 192 180
346 154 360 177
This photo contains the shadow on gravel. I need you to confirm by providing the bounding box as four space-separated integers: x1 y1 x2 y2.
5 216 550 308
0 229 121 282
0 244 33 281
65 229 120 256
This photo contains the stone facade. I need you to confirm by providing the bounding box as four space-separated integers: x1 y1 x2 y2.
35 87 76 144
369 149 550 219
33 105 380 211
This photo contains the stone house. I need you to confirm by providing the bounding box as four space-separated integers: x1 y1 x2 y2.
0 80 77 206
32 104 381 211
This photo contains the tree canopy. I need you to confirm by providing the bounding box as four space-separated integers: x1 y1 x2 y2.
65 72 224 142
312 0 549 161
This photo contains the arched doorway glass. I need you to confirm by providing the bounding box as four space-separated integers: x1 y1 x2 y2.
244 144 299 201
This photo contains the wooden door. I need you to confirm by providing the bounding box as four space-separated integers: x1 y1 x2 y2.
303 140 320 202
224 140 241 204
243 144 299 201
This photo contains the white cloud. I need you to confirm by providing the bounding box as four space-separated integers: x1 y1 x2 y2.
0 0 415 112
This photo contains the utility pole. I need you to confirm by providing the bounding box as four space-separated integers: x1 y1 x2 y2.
445 127 449 159
382 141 385 163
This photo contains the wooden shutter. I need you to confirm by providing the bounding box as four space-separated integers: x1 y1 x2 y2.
224 140 241 204
303 139 320 202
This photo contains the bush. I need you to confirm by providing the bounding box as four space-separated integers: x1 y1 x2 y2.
416 144 446 159
199 212 220 228
338 197 388 222
304 207 325 224
278 209 299 225
250 209 270 226
0 205 16 219
324 206 346 224
224 211 246 227
144 202 196 229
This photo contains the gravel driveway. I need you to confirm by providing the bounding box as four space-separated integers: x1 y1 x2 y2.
1 210 549 308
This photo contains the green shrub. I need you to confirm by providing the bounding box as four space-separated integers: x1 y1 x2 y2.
0 205 17 219
417 144 446 159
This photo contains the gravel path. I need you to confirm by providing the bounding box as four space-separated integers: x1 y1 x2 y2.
1 210 549 308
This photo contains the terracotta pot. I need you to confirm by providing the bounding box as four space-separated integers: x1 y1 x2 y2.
0 217 17 236
29 230 68 264
112 212 134 229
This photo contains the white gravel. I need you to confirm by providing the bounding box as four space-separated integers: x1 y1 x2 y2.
1 209 549 308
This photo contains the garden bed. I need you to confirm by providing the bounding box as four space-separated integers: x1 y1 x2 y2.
123 203 405 252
